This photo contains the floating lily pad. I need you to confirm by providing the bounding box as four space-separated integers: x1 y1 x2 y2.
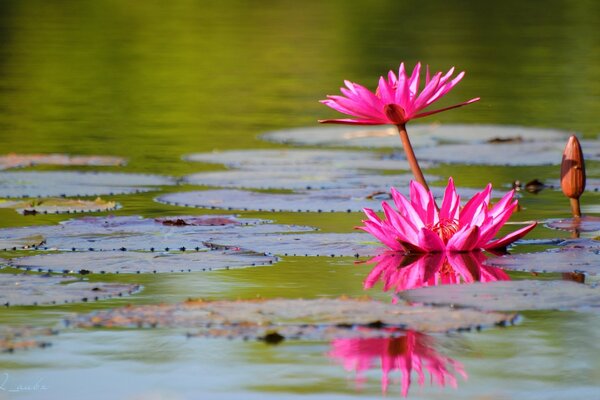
0 171 175 198
0 197 118 215
486 248 600 275
0 215 311 251
0 154 126 170
70 297 516 336
545 216 600 233
0 326 57 352
205 232 382 257
9 249 278 274
183 170 421 191
402 280 600 313
0 234 44 251
0 273 140 306
261 124 568 148
156 186 506 213
184 149 431 171
415 140 600 166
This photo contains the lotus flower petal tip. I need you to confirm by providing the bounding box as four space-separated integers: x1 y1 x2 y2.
359 178 536 253
320 62 480 125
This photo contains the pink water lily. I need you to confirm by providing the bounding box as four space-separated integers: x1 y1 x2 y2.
319 62 479 126
319 63 479 191
360 178 537 253
328 330 466 397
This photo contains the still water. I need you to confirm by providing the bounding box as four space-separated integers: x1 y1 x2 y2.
1 1 600 399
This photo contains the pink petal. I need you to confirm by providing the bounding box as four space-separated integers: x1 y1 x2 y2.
460 183 492 226
439 177 460 221
446 225 481 252
412 97 480 120
318 118 385 125
417 228 446 252
484 222 537 250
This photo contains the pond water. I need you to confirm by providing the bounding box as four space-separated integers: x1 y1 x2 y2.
1 1 600 399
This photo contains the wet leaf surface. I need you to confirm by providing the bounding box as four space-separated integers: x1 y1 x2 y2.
0 273 140 306
401 280 600 313
415 140 600 166
205 232 382 257
184 149 430 171
0 326 57 353
157 186 506 213
0 171 176 198
261 124 568 148
0 154 126 170
0 197 118 215
486 248 600 275
9 249 278 274
70 297 516 336
0 215 313 251
545 216 600 233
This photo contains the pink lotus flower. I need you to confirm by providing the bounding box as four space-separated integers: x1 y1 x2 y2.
360 178 537 253
319 62 479 125
328 330 467 397
364 251 510 293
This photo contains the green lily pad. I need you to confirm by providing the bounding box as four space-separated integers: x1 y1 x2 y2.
0 273 140 306
9 248 278 274
401 280 600 313
156 186 502 213
486 248 600 275
0 171 175 198
261 124 568 148
70 297 516 336
0 154 126 170
0 215 312 251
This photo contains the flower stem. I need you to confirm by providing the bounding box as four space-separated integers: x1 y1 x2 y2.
396 124 429 191
570 197 582 219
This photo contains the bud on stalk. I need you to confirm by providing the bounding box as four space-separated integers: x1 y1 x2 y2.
560 135 586 218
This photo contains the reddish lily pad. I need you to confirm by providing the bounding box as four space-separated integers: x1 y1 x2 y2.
9 249 278 274
545 216 600 233
401 280 600 313
415 140 600 166
0 273 140 306
0 234 44 251
184 149 433 171
0 171 175 198
205 232 383 257
0 197 118 215
0 154 126 170
261 124 568 148
156 186 506 213
71 297 516 336
0 326 57 352
486 248 600 275
0 215 312 251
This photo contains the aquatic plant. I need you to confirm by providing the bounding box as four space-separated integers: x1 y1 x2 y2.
359 178 537 253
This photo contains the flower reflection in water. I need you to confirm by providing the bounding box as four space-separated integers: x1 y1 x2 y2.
364 251 510 294
329 330 466 397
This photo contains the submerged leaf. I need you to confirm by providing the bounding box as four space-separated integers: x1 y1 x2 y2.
0 153 126 170
9 249 278 274
71 297 516 336
401 280 600 313
0 273 140 306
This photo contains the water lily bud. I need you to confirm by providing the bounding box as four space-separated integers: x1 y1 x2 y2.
560 135 586 199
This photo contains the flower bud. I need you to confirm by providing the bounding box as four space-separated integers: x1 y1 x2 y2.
560 135 586 199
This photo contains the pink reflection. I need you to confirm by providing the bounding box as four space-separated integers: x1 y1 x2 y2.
328 330 466 397
364 251 510 293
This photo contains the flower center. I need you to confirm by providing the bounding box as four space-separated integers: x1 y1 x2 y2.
428 218 459 243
